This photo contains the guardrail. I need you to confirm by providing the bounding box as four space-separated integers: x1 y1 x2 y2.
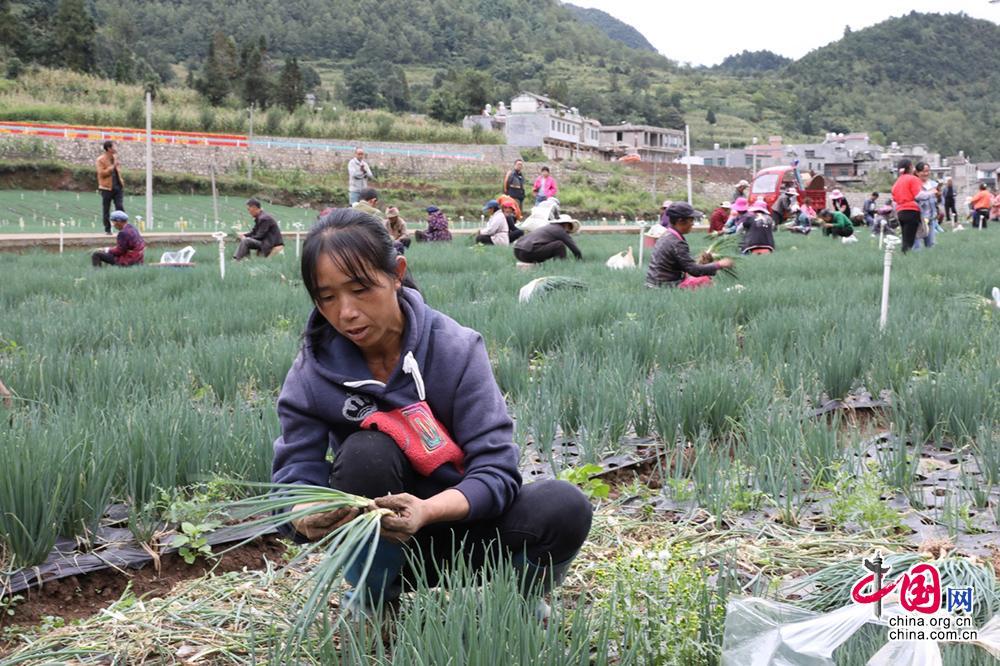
0 121 490 161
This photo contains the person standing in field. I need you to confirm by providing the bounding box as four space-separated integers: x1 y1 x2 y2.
96 141 125 235
91 211 144 267
348 147 374 205
731 179 750 205
891 159 923 252
502 160 526 211
942 177 957 223
234 198 284 260
532 166 558 204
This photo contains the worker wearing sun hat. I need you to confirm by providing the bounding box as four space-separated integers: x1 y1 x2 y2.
646 202 733 289
475 199 510 246
725 197 752 234
659 199 673 227
732 179 750 204
830 189 851 218
771 187 798 225
709 201 731 233
91 210 145 267
741 199 776 254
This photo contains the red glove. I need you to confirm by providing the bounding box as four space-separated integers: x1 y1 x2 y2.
361 401 465 476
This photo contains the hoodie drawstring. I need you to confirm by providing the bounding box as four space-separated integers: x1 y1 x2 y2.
402 351 426 401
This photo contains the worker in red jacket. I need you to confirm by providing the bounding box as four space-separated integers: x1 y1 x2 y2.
708 201 731 233
91 211 145 267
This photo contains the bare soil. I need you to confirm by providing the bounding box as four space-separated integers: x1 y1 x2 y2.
0 535 285 631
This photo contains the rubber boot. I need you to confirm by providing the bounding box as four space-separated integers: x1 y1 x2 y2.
511 551 577 622
343 537 405 620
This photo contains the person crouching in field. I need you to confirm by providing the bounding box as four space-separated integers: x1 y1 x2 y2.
272 208 592 616
512 216 583 264
475 200 510 246
819 208 855 239
645 202 733 289
415 206 452 242
92 211 144 267
740 199 776 254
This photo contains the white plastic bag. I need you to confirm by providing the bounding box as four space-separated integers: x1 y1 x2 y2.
721 596 1000 666
158 246 196 264
605 247 636 270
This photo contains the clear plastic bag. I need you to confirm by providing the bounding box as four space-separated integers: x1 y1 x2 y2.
721 596 1000 666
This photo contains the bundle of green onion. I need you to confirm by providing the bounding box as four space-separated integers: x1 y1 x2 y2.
219 483 393 652
698 235 738 279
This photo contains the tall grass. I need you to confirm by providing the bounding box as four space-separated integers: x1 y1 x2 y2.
0 68 503 144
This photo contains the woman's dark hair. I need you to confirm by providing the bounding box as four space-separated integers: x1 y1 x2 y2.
300 208 418 345
301 208 417 301
540 166 550 173
897 159 914 174
915 161 928 173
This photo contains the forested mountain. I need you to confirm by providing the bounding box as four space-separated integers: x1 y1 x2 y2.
564 4 656 52
714 50 791 73
780 12 1000 159
1 2 999 159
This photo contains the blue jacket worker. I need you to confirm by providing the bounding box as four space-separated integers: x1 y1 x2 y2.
271 208 592 614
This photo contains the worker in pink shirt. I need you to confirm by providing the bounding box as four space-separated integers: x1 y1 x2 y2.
532 166 558 204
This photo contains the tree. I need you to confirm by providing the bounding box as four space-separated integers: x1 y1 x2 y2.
240 43 271 110
194 32 242 106
706 108 717 125
53 0 96 72
276 57 304 111
345 68 383 110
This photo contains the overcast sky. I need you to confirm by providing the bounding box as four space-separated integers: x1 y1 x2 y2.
566 1 1000 67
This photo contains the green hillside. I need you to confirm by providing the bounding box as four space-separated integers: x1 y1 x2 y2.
564 4 657 52
1 3 999 158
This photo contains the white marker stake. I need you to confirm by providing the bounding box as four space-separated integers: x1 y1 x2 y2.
879 236 902 331
212 231 227 280
293 222 304 257
59 222 64 254
145 91 154 231
637 225 645 267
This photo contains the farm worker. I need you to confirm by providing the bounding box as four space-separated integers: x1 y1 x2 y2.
791 202 816 234
348 147 374 205
91 211 144 267
863 192 879 227
970 183 992 229
991 189 1000 222
353 188 385 222
512 215 583 264
502 159 526 210
271 209 592 614
532 166 558 204
499 197 525 242
819 209 855 238
234 198 284 260
731 179 750 204
96 140 125 235
645 202 733 289
829 190 851 218
740 199 776 254
771 187 797 226
414 206 452 242
913 169 938 250
384 207 411 251
475 199 510 246
942 177 957 223
659 200 673 227
708 202 731 233
892 159 924 252
724 197 750 234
